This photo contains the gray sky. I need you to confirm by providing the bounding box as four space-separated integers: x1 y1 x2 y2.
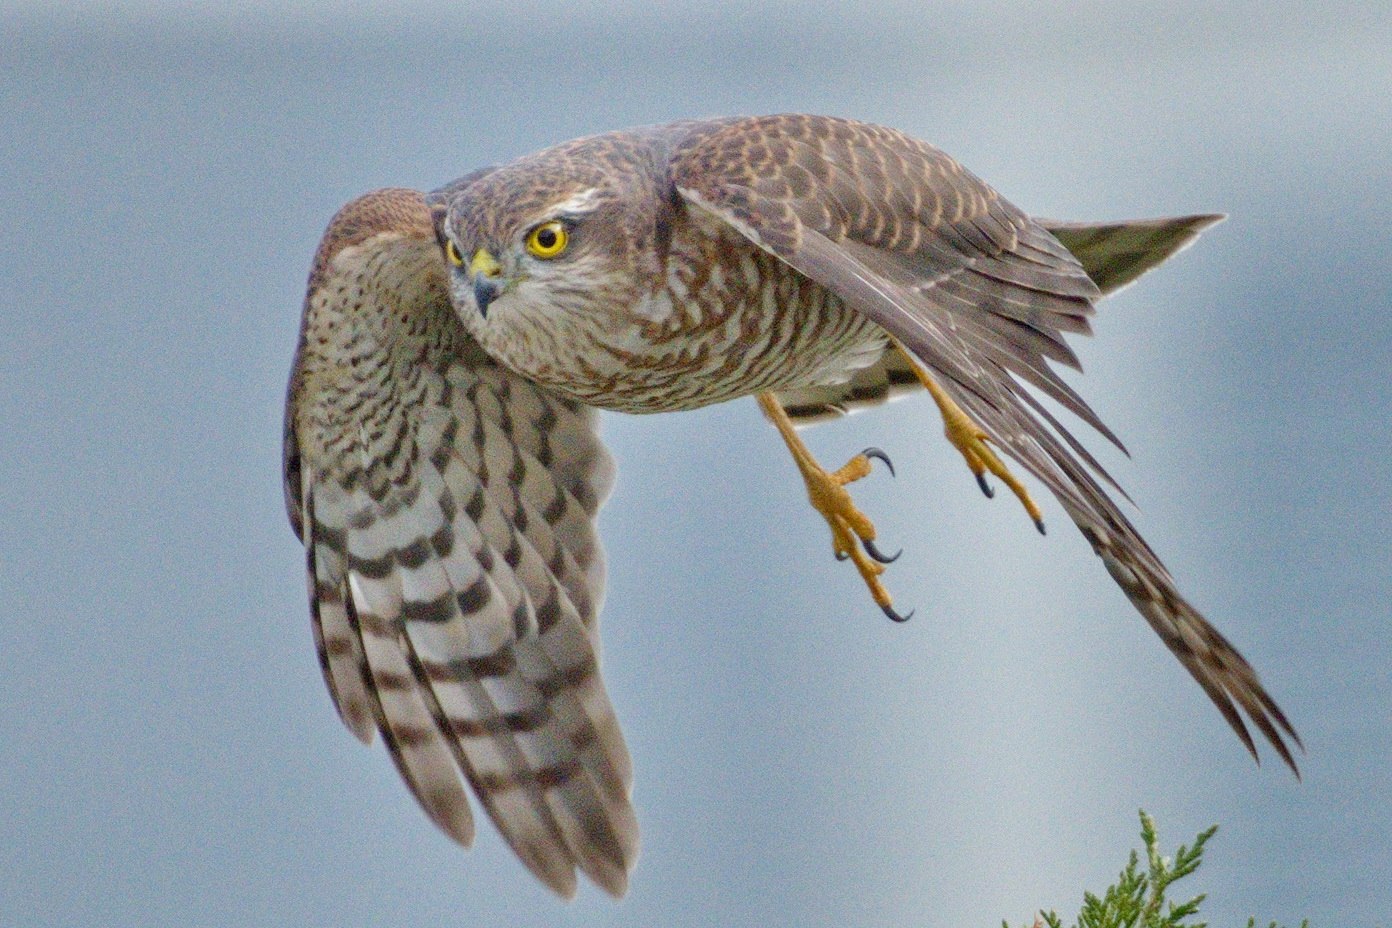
2 3 1389 926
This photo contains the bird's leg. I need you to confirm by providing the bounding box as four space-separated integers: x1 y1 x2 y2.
895 345 1047 535
756 392 912 622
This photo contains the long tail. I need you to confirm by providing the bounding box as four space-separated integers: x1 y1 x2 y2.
1040 214 1226 296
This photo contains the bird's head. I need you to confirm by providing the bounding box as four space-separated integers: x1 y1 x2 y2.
435 133 674 349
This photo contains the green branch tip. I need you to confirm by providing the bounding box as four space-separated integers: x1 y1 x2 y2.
1004 811 1306 928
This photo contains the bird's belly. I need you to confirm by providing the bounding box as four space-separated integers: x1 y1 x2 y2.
541 287 888 414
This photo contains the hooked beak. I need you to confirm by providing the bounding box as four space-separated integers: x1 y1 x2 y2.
468 248 504 318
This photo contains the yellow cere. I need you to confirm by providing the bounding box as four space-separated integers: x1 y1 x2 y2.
525 221 568 258
469 248 502 278
445 239 464 267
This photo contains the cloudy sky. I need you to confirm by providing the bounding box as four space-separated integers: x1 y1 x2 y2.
2 2 1389 926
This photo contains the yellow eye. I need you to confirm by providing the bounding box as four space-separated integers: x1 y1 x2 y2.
445 239 464 267
525 221 568 259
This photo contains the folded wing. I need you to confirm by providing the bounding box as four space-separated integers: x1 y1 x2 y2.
670 114 1300 772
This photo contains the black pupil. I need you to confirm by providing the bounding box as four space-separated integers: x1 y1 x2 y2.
536 227 557 249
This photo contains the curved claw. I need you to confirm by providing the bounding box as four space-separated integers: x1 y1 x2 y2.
881 602 915 623
862 537 902 564
862 447 896 478
975 472 995 499
834 549 850 561
1034 518 1047 536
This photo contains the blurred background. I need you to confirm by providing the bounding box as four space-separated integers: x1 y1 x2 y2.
2 2 1389 925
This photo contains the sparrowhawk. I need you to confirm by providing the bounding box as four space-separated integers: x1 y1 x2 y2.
284 114 1299 899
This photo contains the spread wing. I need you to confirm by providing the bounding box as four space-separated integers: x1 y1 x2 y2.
670 114 1301 773
284 187 637 897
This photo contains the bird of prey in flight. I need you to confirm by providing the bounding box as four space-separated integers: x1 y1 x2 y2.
284 114 1299 898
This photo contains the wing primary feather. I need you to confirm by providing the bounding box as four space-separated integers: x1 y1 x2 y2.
343 570 477 846
432 390 638 890
301 479 376 743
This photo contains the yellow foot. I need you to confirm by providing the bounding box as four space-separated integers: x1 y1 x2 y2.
899 347 1048 536
758 394 913 622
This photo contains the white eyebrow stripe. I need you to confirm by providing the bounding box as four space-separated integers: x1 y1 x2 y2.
546 187 603 216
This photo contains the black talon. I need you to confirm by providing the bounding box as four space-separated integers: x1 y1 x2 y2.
835 550 850 561
975 472 995 498
881 602 915 623
863 447 896 477
1034 518 1047 536
862 538 902 564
